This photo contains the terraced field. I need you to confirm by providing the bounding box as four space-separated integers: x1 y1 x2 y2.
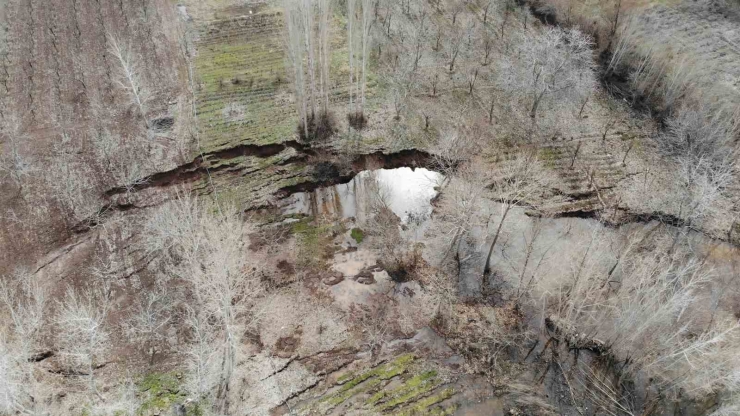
294 354 458 416
535 133 631 216
632 3 740 104
194 11 297 151
185 1 379 153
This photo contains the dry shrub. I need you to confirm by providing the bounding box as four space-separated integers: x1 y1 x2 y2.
298 111 336 143
347 111 368 130
348 294 397 355
528 226 740 397
381 245 424 283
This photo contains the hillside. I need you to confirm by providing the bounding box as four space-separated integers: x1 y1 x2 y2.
1 0 740 415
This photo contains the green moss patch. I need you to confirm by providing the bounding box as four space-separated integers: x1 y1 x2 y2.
368 370 441 411
292 217 334 270
301 355 460 415
350 227 364 244
137 372 185 415
316 354 416 411
393 388 456 416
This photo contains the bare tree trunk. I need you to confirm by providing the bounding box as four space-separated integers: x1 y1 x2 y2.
483 205 511 275
570 141 581 167
602 118 617 140
529 90 546 120
501 9 509 39
578 94 589 117
622 142 633 165
348 0 355 116
318 0 331 113
489 97 495 124
484 0 492 24
360 0 372 116
468 68 478 94
303 0 318 118
286 2 308 136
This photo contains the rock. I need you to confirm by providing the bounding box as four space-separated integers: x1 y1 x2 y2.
356 275 375 284
275 328 303 358
354 270 376 284
386 327 454 358
323 271 344 286
444 355 465 370
171 404 186 416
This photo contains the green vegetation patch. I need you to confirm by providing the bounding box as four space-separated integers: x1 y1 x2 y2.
350 227 364 244
393 388 456 416
292 217 334 270
317 354 417 411
194 15 296 151
369 370 442 411
538 147 563 168
137 372 185 415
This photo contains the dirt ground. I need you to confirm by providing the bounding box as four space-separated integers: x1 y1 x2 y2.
0 0 192 276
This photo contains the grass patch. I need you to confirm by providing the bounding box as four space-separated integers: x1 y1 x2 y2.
292 217 334 270
317 354 417 411
368 370 441 410
137 372 185 415
193 15 296 150
538 147 562 168
393 388 455 416
350 227 364 244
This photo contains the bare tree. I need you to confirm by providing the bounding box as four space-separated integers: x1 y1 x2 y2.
56 285 111 399
108 35 150 130
0 117 33 195
388 63 414 121
481 29 495 66
450 1 464 25
286 0 334 138
412 11 427 72
348 0 356 120
94 377 140 416
482 0 494 24
286 0 309 137
496 28 596 128
500 0 514 41
182 304 218 400
144 194 266 413
123 285 173 366
605 16 637 76
48 133 101 224
467 66 479 94
483 152 549 276
428 159 488 270
605 0 622 49
359 0 374 117
303 0 318 118
317 0 331 112
0 270 50 416
92 130 151 194
537 229 740 396
446 23 468 72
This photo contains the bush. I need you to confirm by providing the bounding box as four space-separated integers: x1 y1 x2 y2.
298 111 336 142
347 111 367 130
350 228 364 244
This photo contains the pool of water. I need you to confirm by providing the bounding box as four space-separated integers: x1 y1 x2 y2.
281 167 443 225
